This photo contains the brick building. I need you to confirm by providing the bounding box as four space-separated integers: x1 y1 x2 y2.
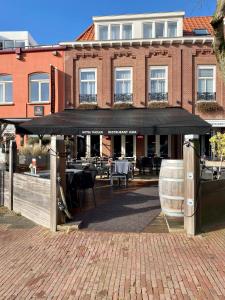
60 11 224 159
0 45 66 146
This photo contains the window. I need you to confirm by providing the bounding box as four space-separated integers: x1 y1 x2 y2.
149 67 168 101
122 24 132 39
0 75 13 103
114 68 132 102
197 66 216 101
155 22 165 38
143 23 153 38
4 40 14 49
79 69 97 103
15 40 25 48
168 21 177 37
99 25 108 40
29 73 50 103
111 24 120 40
0 42 3 50
194 29 209 36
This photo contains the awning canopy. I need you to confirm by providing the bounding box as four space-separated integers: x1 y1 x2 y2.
9 107 211 136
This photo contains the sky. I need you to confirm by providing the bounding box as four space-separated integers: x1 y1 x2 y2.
0 0 216 45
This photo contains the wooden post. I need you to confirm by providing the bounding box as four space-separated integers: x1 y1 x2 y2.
183 136 200 236
50 135 66 232
8 140 16 211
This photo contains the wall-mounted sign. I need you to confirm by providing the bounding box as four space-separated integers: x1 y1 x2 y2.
107 130 137 135
80 129 138 135
34 106 44 116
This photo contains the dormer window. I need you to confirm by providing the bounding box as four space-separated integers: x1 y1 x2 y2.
155 22 165 38
122 24 132 39
168 21 177 37
99 25 108 40
111 24 120 40
143 23 153 38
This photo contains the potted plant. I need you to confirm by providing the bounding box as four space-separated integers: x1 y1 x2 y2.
196 101 223 113
148 101 169 109
209 132 225 179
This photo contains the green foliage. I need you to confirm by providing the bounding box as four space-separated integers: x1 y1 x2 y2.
209 132 225 160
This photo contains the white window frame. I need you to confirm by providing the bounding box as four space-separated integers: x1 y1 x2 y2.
197 65 216 100
122 23 133 39
110 24 121 40
98 25 109 40
0 75 13 104
79 68 97 102
29 73 50 103
149 66 168 100
142 22 153 39
114 67 133 101
142 20 178 38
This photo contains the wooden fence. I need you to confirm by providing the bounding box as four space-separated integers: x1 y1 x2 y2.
3 172 51 228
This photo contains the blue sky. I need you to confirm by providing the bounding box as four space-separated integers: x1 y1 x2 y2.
1 0 216 45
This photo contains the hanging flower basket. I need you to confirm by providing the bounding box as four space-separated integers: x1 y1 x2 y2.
196 101 223 113
148 101 169 109
78 103 98 110
113 103 134 109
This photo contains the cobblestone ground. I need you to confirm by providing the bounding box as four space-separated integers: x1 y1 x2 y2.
1 209 225 299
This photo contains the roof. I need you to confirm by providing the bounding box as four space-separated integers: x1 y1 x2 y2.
76 16 213 41
12 107 211 136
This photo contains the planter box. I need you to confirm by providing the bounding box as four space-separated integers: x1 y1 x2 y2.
18 154 49 169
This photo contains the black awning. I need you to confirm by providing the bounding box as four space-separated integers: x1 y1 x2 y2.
13 107 211 136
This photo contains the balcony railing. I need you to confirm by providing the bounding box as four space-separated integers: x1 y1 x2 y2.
148 92 168 101
114 93 133 102
79 94 97 103
197 92 216 101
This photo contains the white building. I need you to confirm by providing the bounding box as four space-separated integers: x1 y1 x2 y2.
0 31 37 50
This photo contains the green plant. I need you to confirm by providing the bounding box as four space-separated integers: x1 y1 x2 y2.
196 101 223 113
19 143 49 156
209 132 225 178
113 103 133 109
78 103 98 109
148 101 169 109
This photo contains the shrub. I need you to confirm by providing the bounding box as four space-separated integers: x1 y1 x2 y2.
196 101 223 113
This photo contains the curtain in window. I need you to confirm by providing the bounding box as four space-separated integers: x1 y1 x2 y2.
80 71 95 81
0 75 13 103
151 80 165 93
168 22 177 37
155 23 165 38
122 25 132 39
99 26 108 40
111 25 120 40
198 69 213 77
81 82 95 95
151 69 165 79
143 23 152 38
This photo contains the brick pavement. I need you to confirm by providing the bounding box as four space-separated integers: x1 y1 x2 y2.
1 211 225 299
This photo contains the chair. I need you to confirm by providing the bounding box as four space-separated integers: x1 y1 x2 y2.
77 169 97 209
153 157 162 175
139 157 153 175
110 160 132 187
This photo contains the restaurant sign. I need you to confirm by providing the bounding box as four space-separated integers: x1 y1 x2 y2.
81 129 137 135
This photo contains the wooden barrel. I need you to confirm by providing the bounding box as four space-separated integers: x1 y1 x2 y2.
159 159 184 218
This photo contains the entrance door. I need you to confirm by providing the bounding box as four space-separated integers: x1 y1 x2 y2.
147 135 156 157
91 135 100 157
160 135 168 158
125 135 134 157
77 136 86 159
113 135 121 159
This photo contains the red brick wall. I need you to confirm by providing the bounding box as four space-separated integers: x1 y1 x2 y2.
64 44 225 121
0 49 65 119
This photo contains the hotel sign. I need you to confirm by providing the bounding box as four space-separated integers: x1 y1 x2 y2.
81 129 137 135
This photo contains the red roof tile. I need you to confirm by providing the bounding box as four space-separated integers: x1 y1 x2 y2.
183 16 213 36
76 16 213 41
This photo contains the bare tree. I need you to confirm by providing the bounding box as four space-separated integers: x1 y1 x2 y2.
211 0 225 81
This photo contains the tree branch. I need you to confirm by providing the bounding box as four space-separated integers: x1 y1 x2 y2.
211 0 225 52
